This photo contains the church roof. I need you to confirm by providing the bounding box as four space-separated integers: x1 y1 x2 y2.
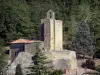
11 39 38 44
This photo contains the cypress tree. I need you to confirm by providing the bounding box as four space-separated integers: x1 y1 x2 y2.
72 21 95 57
15 64 23 75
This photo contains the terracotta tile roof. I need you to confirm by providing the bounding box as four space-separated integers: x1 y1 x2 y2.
11 39 38 44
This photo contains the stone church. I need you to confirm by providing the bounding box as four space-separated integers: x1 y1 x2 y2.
8 10 77 75
41 9 77 70
41 9 63 50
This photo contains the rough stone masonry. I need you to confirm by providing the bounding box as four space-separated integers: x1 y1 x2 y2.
41 9 77 70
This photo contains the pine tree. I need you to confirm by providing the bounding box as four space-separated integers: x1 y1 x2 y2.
28 42 52 75
15 64 23 75
72 21 95 57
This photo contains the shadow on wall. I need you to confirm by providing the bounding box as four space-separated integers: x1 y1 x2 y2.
53 59 70 70
41 23 44 41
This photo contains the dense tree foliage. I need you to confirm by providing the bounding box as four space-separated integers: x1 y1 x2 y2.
0 46 7 75
0 0 35 45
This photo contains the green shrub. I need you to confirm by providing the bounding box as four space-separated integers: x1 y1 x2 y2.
96 65 100 72
49 70 63 75
81 59 95 70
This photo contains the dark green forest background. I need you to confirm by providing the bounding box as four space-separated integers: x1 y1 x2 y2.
0 0 100 56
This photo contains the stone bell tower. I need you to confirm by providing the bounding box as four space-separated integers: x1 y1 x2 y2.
41 10 77 70
41 10 63 50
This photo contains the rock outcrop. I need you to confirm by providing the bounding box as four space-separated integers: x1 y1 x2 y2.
7 52 33 75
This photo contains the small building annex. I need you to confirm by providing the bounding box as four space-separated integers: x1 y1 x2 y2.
10 39 39 62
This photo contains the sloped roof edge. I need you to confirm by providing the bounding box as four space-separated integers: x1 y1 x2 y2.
11 39 38 44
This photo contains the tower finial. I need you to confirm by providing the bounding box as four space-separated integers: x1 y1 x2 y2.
47 9 55 19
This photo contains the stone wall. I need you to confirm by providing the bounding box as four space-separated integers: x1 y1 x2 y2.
25 41 44 55
41 19 52 50
10 49 19 62
25 43 36 55
7 52 33 75
55 20 63 50
41 19 63 51
46 50 77 70
50 19 55 50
